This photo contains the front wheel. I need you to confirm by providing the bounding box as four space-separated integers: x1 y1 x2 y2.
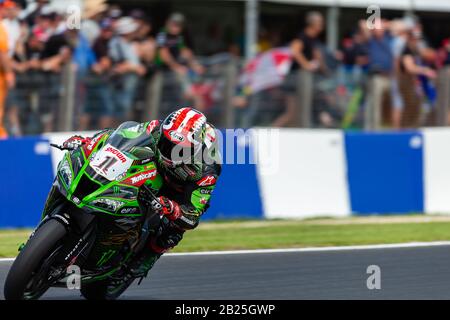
3 219 67 300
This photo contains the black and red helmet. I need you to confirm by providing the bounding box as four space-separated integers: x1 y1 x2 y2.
157 107 207 179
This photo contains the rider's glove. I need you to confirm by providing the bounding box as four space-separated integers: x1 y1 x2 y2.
158 196 182 221
62 135 87 150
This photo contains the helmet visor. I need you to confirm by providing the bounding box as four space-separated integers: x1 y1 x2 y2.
157 135 202 168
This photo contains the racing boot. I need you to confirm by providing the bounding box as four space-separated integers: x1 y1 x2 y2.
108 247 162 290
128 249 162 279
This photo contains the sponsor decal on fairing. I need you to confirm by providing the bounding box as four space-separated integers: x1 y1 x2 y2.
197 175 216 187
124 169 158 186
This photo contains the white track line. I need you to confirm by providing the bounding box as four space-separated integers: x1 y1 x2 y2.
167 241 450 256
2 241 450 262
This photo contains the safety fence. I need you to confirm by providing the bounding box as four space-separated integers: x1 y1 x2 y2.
6 57 450 135
2 128 450 228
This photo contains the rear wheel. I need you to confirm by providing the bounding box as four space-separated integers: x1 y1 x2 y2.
3 219 67 300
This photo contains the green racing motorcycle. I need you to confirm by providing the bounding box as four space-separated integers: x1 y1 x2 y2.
4 121 169 300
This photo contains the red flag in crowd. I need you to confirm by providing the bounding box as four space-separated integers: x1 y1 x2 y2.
239 47 292 94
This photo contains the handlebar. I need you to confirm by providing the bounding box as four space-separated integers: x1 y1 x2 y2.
50 143 78 151
141 184 163 212
50 143 69 151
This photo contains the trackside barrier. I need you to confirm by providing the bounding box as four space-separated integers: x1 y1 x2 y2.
422 128 450 213
0 137 54 228
205 130 263 220
345 131 424 214
1 128 450 228
252 129 350 218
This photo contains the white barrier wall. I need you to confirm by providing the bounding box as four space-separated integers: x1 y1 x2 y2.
252 129 351 218
423 128 450 214
44 127 449 218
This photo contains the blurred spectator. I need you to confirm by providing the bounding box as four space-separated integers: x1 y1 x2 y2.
438 38 450 67
338 30 368 89
363 19 394 130
0 1 15 138
336 28 369 129
400 29 437 126
39 23 78 132
275 11 324 127
2 0 21 56
130 9 156 70
290 11 323 72
390 18 410 128
40 26 74 71
3 0 24 136
108 16 146 122
129 9 148 38
7 29 44 135
107 5 122 21
81 0 107 46
31 7 58 44
79 18 114 130
257 28 272 53
73 31 96 77
0 2 449 134
155 13 204 76
155 12 206 110
21 0 49 27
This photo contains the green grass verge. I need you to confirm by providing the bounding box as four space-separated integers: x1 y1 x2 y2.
2 219 450 257
174 220 450 252
0 229 31 258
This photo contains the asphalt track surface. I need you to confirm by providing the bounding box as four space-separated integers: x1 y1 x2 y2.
1 244 450 300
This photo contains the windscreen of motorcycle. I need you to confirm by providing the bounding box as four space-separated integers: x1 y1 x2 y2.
90 144 134 181
89 122 153 181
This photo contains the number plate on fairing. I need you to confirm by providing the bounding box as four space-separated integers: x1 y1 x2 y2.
89 144 133 181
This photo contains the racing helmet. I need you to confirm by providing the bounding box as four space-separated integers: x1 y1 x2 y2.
157 107 207 180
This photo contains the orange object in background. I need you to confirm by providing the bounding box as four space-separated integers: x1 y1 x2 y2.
0 71 7 139
0 15 9 139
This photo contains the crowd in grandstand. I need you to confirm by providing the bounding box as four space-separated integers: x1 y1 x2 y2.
0 0 208 137
0 0 449 137
256 11 450 129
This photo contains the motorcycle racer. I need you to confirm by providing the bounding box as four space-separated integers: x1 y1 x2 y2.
62 107 221 280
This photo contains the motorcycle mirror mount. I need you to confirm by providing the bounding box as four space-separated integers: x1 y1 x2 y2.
50 143 77 151
50 143 64 150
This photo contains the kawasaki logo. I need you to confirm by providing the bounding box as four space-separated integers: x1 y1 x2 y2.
130 171 157 184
